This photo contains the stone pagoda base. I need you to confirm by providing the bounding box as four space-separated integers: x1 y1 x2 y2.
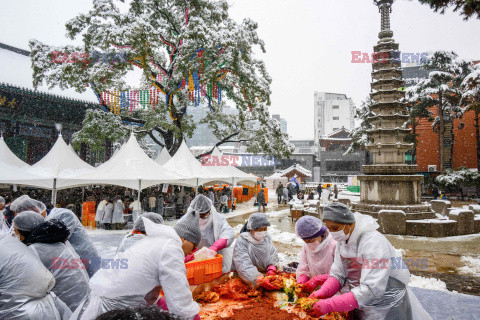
351 175 435 220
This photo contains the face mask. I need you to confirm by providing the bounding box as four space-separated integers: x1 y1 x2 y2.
331 226 350 243
306 240 322 252
199 215 210 226
253 231 268 241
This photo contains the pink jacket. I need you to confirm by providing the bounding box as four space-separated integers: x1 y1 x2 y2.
296 233 337 279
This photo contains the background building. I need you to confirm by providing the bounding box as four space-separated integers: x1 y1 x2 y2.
313 92 355 147
0 43 99 164
317 129 365 183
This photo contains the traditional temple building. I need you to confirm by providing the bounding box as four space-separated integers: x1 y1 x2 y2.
0 43 100 164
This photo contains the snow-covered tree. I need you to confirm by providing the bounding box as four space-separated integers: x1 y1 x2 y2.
71 109 156 159
418 0 480 20
29 0 293 158
436 167 480 200
405 51 468 172
460 63 480 172
345 97 374 156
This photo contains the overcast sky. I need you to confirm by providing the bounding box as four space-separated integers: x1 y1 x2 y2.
1 0 480 139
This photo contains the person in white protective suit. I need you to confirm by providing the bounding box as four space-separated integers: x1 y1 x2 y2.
10 194 47 217
46 207 101 277
95 198 108 229
13 211 90 312
306 202 432 320
70 216 201 320
179 194 235 273
112 197 125 230
101 199 114 230
0 196 10 235
115 212 164 254
0 232 72 319
295 215 337 293
232 212 280 289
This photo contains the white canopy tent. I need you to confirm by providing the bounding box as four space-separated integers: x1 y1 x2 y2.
0 160 52 189
163 141 231 187
0 136 29 168
205 147 257 187
27 134 95 204
155 147 171 166
60 133 196 190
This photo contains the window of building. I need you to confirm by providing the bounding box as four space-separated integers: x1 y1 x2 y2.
332 105 339 109
333 116 339 120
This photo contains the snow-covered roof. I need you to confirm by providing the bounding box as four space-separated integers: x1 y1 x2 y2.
279 164 312 177
0 44 98 103
321 128 351 140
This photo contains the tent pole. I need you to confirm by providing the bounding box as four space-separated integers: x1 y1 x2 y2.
196 178 199 195
137 180 142 213
51 178 57 206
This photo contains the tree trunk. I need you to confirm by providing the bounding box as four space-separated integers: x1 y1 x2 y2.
438 93 445 173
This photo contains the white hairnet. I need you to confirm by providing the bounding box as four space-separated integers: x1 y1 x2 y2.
189 194 212 214
246 212 270 231
0 196 5 204
133 212 164 232
10 195 46 214
13 211 45 231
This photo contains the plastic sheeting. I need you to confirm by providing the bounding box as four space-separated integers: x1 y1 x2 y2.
0 234 72 319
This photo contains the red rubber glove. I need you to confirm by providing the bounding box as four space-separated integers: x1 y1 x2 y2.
306 292 359 317
303 274 329 292
257 277 281 291
209 238 228 252
185 254 195 263
266 265 277 276
193 314 201 320
156 297 168 311
309 276 341 300
297 274 310 285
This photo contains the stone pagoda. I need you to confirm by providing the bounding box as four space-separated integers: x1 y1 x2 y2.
351 0 434 220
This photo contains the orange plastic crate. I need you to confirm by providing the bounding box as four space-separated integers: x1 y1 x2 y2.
185 254 223 286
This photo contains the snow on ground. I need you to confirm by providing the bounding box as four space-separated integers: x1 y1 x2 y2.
408 275 456 293
458 255 480 276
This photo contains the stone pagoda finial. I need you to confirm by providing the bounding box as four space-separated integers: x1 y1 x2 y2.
374 0 394 32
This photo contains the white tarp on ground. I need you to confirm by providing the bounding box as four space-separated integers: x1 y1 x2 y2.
59 133 196 190
163 141 231 186
0 137 29 168
203 147 257 186
0 160 52 188
155 147 171 166
27 134 94 189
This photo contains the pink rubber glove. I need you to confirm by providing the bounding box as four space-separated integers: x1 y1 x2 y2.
209 238 228 252
307 292 359 317
185 254 195 263
266 265 277 276
156 297 168 311
309 276 341 300
193 314 201 320
303 274 329 292
297 274 310 285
